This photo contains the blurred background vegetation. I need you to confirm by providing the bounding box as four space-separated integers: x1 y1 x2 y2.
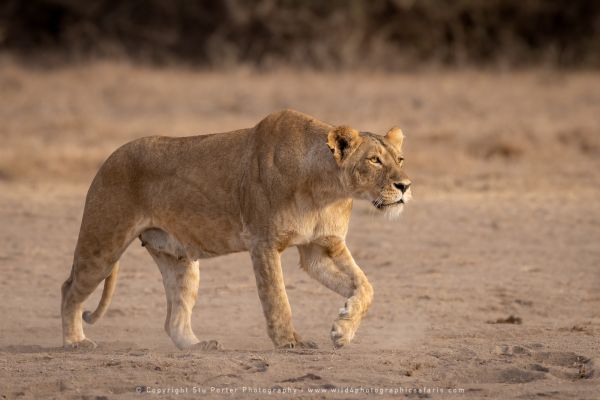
1 0 598 69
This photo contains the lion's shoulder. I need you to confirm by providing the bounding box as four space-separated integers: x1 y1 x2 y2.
256 109 331 133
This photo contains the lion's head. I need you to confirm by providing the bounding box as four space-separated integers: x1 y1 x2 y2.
327 126 412 218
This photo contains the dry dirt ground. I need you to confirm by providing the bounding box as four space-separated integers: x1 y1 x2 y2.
0 62 598 399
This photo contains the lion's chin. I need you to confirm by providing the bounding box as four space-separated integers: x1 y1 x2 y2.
372 199 404 209
372 200 404 220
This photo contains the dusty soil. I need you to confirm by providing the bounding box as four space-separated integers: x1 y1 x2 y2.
0 62 598 399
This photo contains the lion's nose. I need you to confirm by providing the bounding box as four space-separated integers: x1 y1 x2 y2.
394 180 411 193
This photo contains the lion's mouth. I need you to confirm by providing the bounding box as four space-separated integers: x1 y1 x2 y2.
372 199 404 210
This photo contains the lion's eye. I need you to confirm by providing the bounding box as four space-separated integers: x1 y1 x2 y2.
369 156 382 165
398 157 404 166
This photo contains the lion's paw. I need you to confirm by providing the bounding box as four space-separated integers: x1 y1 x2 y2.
278 340 318 350
63 337 97 350
277 334 319 350
331 319 356 348
190 340 222 351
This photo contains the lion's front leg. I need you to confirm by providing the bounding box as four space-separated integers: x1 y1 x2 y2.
301 240 373 348
330 276 373 348
250 247 316 349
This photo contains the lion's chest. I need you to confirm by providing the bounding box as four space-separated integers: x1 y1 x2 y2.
271 202 352 250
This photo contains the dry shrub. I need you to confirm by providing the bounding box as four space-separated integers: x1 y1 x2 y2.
0 0 598 68
467 133 526 160
557 129 600 156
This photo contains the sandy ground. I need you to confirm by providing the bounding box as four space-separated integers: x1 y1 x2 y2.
0 62 599 399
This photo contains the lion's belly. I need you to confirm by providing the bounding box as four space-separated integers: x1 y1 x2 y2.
181 226 248 259
141 226 247 260
149 208 248 259
186 233 247 259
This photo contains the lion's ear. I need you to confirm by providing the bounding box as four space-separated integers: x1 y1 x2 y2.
327 126 362 165
385 127 404 150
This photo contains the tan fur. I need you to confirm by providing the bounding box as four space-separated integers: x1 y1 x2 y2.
60 109 412 350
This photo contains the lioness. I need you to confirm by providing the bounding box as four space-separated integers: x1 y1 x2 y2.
61 109 411 350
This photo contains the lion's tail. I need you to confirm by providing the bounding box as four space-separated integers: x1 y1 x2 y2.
82 262 120 325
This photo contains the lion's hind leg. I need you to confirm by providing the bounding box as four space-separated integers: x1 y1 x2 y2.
141 229 221 351
61 258 117 349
